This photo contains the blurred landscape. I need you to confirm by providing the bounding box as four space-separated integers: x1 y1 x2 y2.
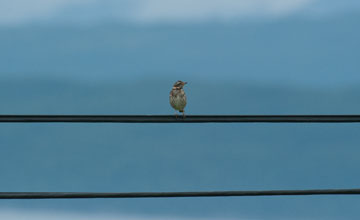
0 79 360 219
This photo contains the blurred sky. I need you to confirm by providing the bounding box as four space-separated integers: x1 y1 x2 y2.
0 0 359 86
0 1 360 219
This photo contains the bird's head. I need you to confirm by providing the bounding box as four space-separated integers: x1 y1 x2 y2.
173 80 187 89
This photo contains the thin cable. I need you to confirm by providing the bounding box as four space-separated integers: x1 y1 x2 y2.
1 189 360 199
0 115 360 123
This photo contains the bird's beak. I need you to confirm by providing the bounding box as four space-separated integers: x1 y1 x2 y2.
184 82 188 84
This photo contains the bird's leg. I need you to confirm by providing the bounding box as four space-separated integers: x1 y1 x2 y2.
182 110 185 119
175 111 178 119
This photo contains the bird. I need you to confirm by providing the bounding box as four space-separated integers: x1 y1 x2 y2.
170 80 187 118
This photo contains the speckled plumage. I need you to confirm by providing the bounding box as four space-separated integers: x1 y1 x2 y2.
170 80 187 117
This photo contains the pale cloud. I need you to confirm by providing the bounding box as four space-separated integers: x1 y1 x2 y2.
132 0 314 22
0 0 358 25
0 0 95 25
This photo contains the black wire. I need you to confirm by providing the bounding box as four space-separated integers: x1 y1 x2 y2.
0 189 360 199
0 115 360 123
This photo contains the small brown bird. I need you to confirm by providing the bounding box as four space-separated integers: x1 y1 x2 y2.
170 80 187 118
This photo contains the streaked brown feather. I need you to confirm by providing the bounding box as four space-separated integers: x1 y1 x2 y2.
169 87 187 112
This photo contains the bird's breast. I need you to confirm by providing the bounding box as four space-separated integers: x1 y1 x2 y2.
170 89 187 110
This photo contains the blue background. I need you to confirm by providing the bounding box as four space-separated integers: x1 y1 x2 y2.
0 1 359 219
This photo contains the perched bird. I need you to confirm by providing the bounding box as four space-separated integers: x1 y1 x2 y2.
170 80 187 118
